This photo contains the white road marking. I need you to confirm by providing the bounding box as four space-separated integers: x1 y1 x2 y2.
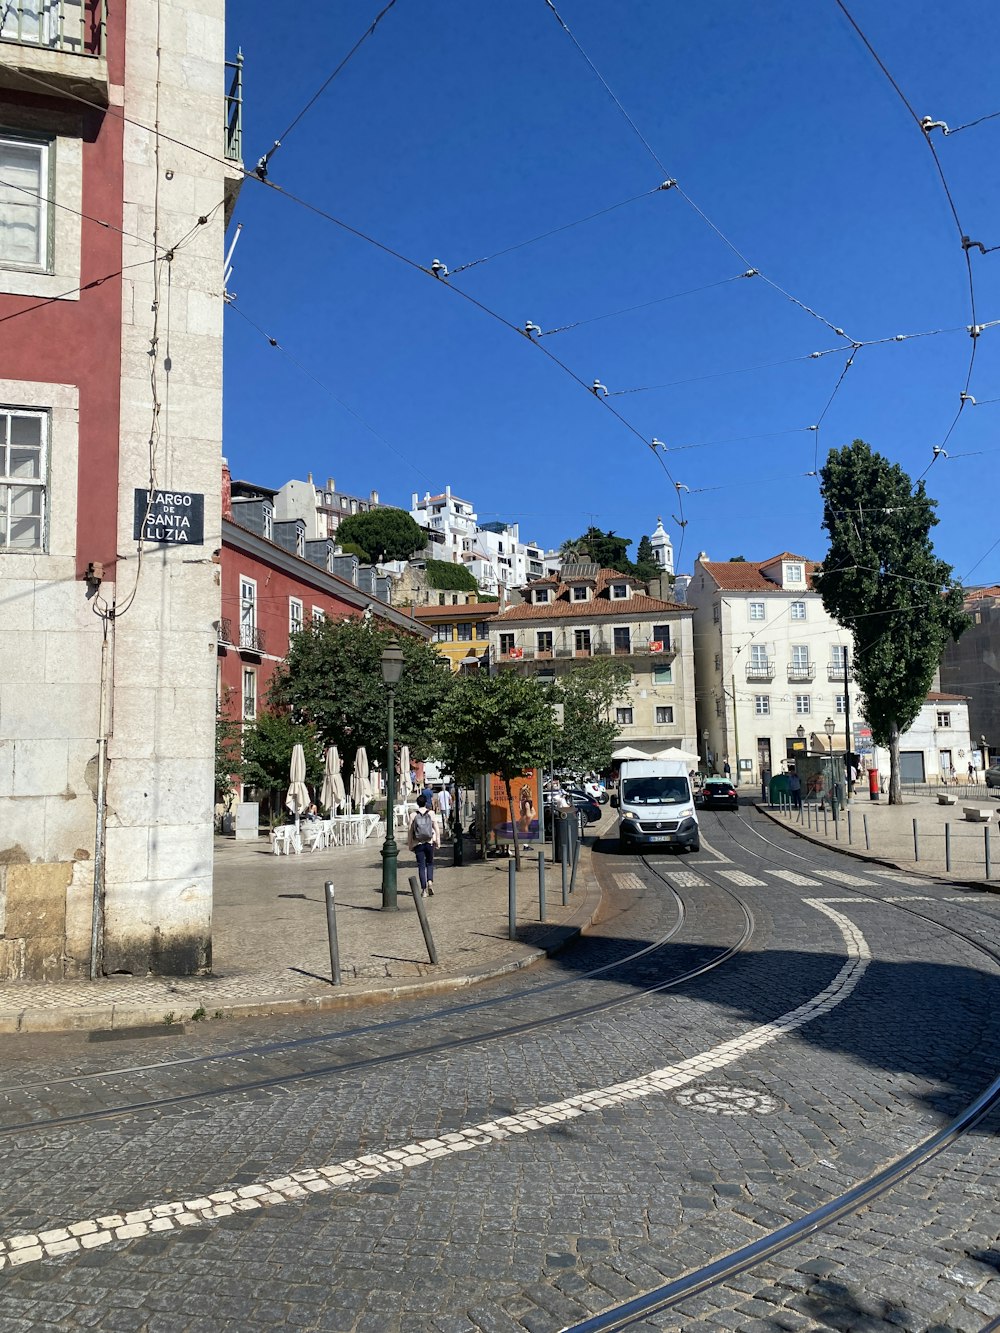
811 896 877 904
612 873 645 892
695 835 730 864
715 869 767 887
675 1084 779 1116
816 869 876 886
882 895 935 903
768 869 822 887
864 870 929 886
0 900 871 1271
665 871 708 888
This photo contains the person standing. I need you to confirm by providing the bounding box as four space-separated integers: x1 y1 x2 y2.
408 795 440 896
788 769 802 810
723 759 732 779
436 783 453 838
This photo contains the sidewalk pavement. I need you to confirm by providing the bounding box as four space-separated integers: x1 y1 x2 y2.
758 786 1000 890
0 820 608 1036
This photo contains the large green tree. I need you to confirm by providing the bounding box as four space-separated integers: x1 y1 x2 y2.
813 440 969 803
269 617 453 776
336 507 425 564
551 660 631 774
434 671 557 869
562 526 634 574
240 710 324 823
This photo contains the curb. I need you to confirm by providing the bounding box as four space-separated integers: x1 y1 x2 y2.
0 845 606 1037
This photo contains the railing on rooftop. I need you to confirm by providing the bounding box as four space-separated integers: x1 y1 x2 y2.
0 0 105 56
225 50 243 162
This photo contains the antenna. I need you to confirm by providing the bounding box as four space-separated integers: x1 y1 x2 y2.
223 222 243 300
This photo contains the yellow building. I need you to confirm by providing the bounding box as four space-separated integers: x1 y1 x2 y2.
413 600 500 673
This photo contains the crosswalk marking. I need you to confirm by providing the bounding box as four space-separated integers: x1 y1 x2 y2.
612 873 645 892
816 869 875 886
715 869 767 887
768 869 821 887
666 871 708 888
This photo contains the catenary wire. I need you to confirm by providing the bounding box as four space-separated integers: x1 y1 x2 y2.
539 270 756 337
943 108 1000 136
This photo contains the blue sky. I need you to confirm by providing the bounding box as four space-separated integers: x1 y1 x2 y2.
223 0 1000 584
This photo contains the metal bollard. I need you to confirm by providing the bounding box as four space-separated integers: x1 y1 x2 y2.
570 838 581 895
560 838 568 906
945 822 951 873
806 803 812 830
324 881 341 986
847 810 853 844
407 875 439 964
863 813 870 850
834 809 839 840
538 849 547 921
823 806 828 836
913 818 919 862
986 826 992 881
508 859 517 941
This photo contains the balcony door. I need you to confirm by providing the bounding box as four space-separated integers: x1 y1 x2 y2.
239 577 257 649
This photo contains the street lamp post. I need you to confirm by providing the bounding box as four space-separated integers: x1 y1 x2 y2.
380 637 405 911
702 728 711 775
981 734 989 773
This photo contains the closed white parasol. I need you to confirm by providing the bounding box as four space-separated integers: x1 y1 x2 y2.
285 743 311 828
320 746 346 813
349 746 371 813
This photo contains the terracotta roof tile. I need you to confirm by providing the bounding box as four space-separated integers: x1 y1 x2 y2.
700 557 821 592
964 585 1000 602
926 691 969 702
413 603 500 620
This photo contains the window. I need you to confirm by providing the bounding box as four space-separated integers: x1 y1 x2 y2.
785 562 803 582
749 644 769 670
262 507 272 541
432 623 452 642
652 664 673 685
795 695 811 714
476 622 489 640
835 694 846 714
534 587 550 603
715 696 722 716
499 633 515 655
937 711 952 728
754 695 770 715
575 628 591 652
457 622 473 642
295 528 304 557
830 646 847 667
712 603 720 623
312 606 325 625
289 598 303 635
616 707 634 726
340 496 348 509
536 630 553 653
572 585 588 600
438 593 446 606
239 577 256 646
0 136 48 270
790 600 806 620
791 645 810 670
714 652 721 671
749 601 765 621
0 406 46 550
242 668 256 720
655 706 674 725
611 582 628 599
613 626 631 653
651 624 670 648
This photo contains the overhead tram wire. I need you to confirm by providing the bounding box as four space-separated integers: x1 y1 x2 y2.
252 0 401 179
941 108 1000 136
539 0 856 344
538 269 756 337
832 0 983 479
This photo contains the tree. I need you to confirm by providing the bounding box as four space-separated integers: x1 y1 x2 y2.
214 689 243 811
424 557 478 591
552 660 632 773
728 555 747 562
434 671 557 870
633 534 659 584
269 617 454 776
240 710 324 823
813 440 969 804
335 507 425 564
562 527 634 574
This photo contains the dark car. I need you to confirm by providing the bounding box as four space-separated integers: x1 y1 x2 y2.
561 788 603 824
986 766 1000 789
698 778 739 811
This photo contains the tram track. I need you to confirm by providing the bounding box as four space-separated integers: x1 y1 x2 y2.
561 806 1000 1331
0 858 755 1138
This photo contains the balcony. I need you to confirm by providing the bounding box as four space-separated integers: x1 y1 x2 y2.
745 659 775 682
218 617 233 647
0 0 108 104
787 663 816 682
223 51 244 225
827 661 853 681
238 623 265 656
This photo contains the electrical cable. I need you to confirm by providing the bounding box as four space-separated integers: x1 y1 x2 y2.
0 173 162 252
942 108 1000 136
538 270 755 337
0 258 155 325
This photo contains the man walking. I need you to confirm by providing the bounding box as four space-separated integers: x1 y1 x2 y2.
436 783 453 838
407 795 440 896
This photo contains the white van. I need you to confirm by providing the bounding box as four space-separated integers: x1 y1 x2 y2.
613 758 700 853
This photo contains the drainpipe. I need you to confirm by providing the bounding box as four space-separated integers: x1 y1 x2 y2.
90 617 113 980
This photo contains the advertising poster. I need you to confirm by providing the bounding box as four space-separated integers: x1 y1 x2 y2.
489 769 542 842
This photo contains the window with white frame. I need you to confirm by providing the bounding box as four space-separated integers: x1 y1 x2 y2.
457 622 473 642
242 668 257 720
715 696 722 716
0 406 46 550
749 600 765 621
572 585 588 600
611 582 629 599
312 606 325 625
655 706 674 724
432 623 451 642
790 600 806 620
616 706 633 726
754 695 770 715
795 695 811 714
575 627 591 652
785 562 803 583
712 603 720 623
0 135 49 270
295 529 305 557
791 644 810 671
830 646 848 668
534 587 550 603
749 644 769 670
936 711 952 728
262 507 272 540
289 597 303 636
652 664 672 685
239 577 256 648
835 694 846 714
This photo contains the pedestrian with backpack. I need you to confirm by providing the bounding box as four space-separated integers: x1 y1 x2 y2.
407 794 440 896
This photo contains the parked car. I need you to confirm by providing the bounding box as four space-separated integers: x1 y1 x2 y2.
697 778 739 811
986 766 1000 789
559 789 603 823
582 779 609 805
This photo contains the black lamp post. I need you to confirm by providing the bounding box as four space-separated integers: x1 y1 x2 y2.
796 723 806 753
824 716 835 749
380 637 405 911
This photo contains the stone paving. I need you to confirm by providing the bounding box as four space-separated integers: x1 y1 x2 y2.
0 821 606 1035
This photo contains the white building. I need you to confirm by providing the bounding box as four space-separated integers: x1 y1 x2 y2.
274 475 381 541
650 516 675 577
689 551 971 786
409 487 558 596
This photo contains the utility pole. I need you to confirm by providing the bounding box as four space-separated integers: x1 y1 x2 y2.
843 644 853 796
731 671 740 788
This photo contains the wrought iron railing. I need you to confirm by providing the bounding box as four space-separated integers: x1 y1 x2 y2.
787 663 816 682
225 50 243 161
746 660 775 681
218 617 233 644
239 623 265 653
0 0 105 56
827 662 853 681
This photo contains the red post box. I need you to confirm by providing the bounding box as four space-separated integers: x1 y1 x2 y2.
868 767 880 801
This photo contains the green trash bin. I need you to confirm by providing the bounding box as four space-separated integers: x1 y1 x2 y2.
553 808 579 863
